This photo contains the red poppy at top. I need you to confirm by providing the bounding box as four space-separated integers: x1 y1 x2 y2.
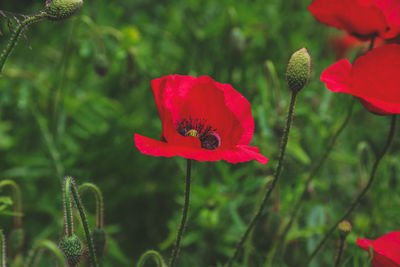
321 44 400 115
308 0 400 39
357 231 400 267
134 75 268 164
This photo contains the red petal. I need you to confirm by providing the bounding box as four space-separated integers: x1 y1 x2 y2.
322 44 400 114
134 134 268 164
321 59 352 93
150 75 252 147
357 232 400 267
309 0 388 37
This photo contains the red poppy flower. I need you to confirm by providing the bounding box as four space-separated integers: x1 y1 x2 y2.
321 44 400 115
356 231 400 267
134 75 268 164
308 0 400 39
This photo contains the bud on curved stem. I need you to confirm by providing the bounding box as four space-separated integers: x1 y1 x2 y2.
25 239 67 267
0 179 23 228
44 0 83 21
286 47 311 92
0 230 5 267
63 177 99 267
137 250 167 267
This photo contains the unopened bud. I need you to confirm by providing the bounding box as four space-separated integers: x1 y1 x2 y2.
45 0 83 21
93 55 109 77
92 228 107 258
286 47 311 92
59 235 83 267
338 220 352 238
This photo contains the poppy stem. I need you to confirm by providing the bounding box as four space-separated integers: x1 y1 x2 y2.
137 250 167 267
334 236 345 267
0 230 5 267
272 97 355 262
24 239 67 267
168 159 192 267
64 177 99 267
306 115 397 265
0 179 23 228
226 91 298 267
0 12 46 74
79 183 104 228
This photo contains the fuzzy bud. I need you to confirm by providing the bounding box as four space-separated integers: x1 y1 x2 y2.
286 47 311 92
338 220 352 238
92 228 107 258
59 235 83 267
8 228 24 256
44 0 83 21
93 55 109 77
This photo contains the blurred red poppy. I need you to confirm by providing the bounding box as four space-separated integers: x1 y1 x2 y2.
309 0 400 39
321 44 400 115
357 231 400 267
134 75 268 164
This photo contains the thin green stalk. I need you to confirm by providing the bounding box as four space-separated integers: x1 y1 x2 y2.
306 115 397 265
137 250 167 267
0 12 46 73
273 97 355 261
0 179 23 228
226 91 298 267
67 177 99 267
334 237 345 267
24 239 67 267
0 230 5 267
63 177 74 236
168 159 192 267
79 183 104 228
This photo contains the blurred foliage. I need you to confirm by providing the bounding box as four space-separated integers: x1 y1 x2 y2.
0 0 399 266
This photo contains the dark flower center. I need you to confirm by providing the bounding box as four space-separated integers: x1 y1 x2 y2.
175 118 221 150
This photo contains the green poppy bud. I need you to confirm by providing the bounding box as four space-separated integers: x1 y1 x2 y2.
59 235 83 267
286 47 311 92
338 220 352 238
8 228 24 256
93 55 109 77
44 0 83 21
92 228 107 258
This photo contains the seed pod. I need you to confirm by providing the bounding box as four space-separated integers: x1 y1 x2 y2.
59 235 83 267
92 228 106 258
338 220 352 238
44 0 83 21
286 47 312 92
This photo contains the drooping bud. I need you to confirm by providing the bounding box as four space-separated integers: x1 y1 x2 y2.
59 235 83 267
44 0 83 21
93 55 109 77
286 47 311 92
8 228 24 257
92 228 107 258
338 220 352 238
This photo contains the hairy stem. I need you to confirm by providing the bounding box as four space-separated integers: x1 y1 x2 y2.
306 115 397 265
226 91 298 267
79 183 104 228
0 12 46 73
168 159 192 267
273 97 355 261
67 177 99 267
0 179 23 228
137 250 167 267
63 177 74 236
334 237 345 267
0 230 5 267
